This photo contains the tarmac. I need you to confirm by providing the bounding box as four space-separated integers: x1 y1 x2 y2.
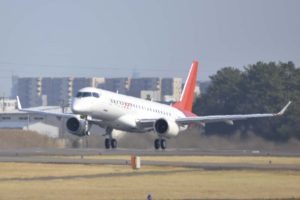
1 147 300 157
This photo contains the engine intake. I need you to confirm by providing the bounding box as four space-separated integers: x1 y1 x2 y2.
154 118 179 138
66 117 80 132
66 117 89 137
154 118 168 134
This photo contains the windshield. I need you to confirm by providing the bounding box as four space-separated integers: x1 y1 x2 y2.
76 92 100 98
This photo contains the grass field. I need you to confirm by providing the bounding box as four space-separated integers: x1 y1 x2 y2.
0 156 300 200
0 129 62 149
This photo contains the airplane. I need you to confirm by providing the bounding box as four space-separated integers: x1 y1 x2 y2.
16 61 291 150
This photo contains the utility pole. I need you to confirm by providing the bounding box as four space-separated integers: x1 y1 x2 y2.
2 93 5 112
59 99 69 139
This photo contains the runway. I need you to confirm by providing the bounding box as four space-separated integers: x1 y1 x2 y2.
1 147 300 157
0 148 300 171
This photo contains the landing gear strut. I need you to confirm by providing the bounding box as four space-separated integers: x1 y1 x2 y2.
104 127 117 149
154 138 166 150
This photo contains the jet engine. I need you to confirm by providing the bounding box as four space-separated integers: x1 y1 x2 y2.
154 118 179 138
66 117 89 137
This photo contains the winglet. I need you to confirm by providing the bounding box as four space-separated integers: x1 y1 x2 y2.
16 96 22 110
276 101 292 116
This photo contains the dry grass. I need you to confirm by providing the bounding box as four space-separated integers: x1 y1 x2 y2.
0 162 300 199
0 129 63 149
140 155 300 165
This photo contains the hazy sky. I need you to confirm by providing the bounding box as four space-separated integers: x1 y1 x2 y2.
0 0 299 96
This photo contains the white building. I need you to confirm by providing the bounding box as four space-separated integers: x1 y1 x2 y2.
0 99 17 112
140 90 161 102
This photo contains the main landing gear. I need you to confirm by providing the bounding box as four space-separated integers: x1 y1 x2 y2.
104 127 117 149
105 138 117 149
154 138 167 150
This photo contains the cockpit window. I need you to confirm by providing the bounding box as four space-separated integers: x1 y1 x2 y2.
76 92 100 98
92 92 99 98
82 92 92 97
76 92 82 97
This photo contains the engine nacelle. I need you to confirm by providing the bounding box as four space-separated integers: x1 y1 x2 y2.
154 118 180 138
66 117 89 137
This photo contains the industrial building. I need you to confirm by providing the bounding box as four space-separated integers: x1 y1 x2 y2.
12 76 185 107
12 77 104 108
98 78 130 95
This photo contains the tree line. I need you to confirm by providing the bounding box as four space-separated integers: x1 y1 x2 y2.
193 61 300 142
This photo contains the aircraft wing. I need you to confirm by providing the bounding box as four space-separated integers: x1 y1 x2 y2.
16 96 103 125
175 101 292 125
16 96 75 118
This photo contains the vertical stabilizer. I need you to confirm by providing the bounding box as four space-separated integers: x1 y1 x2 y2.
172 61 198 112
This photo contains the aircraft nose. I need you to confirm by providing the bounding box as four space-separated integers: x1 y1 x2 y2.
71 103 79 114
72 101 86 114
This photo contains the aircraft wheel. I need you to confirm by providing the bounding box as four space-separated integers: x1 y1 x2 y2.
160 139 167 150
154 139 160 150
105 138 110 149
111 139 117 149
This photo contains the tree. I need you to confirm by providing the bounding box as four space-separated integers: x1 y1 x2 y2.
193 62 300 141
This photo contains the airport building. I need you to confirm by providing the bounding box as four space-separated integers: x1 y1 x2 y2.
0 97 60 137
0 101 105 139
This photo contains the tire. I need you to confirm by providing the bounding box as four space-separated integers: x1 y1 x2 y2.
111 139 117 149
160 139 167 150
154 139 160 150
105 138 110 149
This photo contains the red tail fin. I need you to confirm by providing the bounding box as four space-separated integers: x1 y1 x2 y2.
172 61 198 112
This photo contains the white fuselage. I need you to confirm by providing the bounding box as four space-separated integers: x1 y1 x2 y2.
71 87 186 133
